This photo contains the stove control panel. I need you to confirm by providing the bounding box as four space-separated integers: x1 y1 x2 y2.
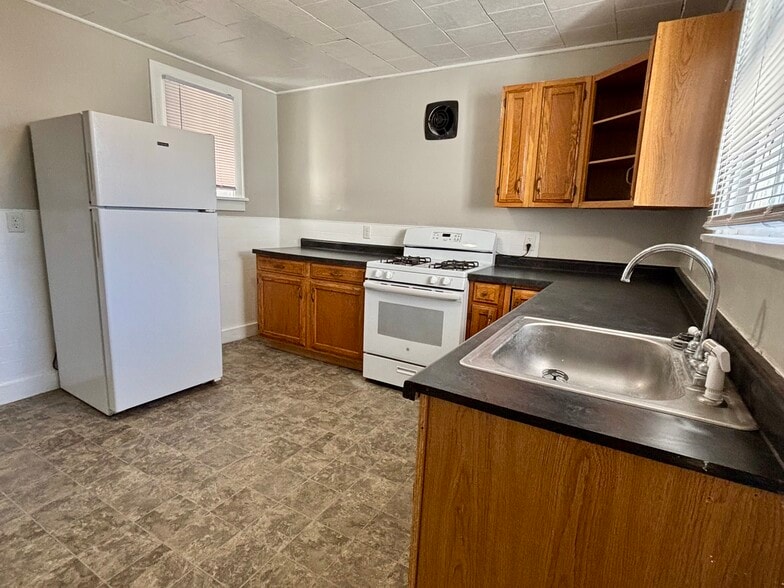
431 231 462 243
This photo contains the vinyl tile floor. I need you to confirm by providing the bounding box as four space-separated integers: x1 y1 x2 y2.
0 337 418 587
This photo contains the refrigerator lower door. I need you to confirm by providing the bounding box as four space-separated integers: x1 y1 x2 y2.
94 208 222 413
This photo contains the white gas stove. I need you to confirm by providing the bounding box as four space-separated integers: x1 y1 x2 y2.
363 227 497 387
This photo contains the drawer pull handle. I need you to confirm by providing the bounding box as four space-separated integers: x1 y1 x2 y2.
396 367 417 376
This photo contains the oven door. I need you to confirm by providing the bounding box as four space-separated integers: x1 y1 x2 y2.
363 280 466 367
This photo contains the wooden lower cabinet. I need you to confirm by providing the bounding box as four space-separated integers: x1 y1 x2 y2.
410 396 784 587
466 282 540 338
309 280 364 360
256 255 364 369
257 273 306 346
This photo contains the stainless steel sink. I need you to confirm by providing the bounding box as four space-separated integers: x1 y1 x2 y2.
460 316 757 430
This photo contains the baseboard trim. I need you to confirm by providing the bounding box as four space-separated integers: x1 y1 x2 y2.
0 370 60 406
222 322 258 344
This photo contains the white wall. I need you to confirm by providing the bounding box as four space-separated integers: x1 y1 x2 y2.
0 210 58 404
680 215 784 375
276 39 702 263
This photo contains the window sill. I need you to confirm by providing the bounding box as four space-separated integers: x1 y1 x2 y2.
217 196 248 212
701 233 784 262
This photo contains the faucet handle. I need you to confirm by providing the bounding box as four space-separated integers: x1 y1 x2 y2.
687 326 701 338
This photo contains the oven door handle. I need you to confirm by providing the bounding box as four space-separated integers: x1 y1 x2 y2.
363 281 463 301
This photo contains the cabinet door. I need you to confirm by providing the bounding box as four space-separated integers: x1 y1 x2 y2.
532 78 590 206
258 272 306 346
509 288 539 312
634 12 741 207
309 280 364 359
495 84 540 206
466 303 499 338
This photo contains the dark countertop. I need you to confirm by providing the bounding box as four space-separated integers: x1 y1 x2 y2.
405 266 784 494
253 246 379 267
252 239 402 268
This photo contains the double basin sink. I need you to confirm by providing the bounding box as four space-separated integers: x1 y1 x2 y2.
459 316 756 430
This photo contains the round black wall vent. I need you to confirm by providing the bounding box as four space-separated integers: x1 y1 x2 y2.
425 101 458 140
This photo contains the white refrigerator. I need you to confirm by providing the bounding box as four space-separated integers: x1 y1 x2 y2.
31 111 222 415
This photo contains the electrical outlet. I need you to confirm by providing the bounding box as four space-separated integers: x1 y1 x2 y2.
362 225 372 240
6 211 24 233
521 231 540 257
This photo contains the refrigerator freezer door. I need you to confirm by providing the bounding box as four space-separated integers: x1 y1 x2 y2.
94 208 222 412
85 111 217 210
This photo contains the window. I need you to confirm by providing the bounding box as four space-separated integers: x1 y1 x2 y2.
149 61 245 211
706 0 784 256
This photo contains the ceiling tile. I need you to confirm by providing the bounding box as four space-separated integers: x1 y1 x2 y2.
320 38 370 58
505 25 563 50
560 21 617 45
616 1 681 36
413 0 456 8
345 54 401 74
546 0 602 9
681 0 726 17
365 38 420 59
424 0 491 30
480 0 542 14
465 39 517 58
447 22 505 47
305 0 371 27
489 4 553 34
362 0 432 30
417 42 468 61
387 54 436 70
283 19 346 43
41 0 95 17
182 0 256 26
337 19 397 44
550 0 614 29
349 0 395 7
37 0 681 90
394 23 451 47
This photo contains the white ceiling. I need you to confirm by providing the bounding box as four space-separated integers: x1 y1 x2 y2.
37 0 728 91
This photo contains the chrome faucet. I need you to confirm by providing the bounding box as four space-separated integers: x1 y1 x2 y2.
620 243 719 362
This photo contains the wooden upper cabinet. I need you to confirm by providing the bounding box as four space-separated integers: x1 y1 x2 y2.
494 84 540 206
495 78 590 208
257 272 307 346
309 280 364 360
633 12 741 207
532 78 590 207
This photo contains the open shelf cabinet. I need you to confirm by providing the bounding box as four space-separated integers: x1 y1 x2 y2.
581 52 650 206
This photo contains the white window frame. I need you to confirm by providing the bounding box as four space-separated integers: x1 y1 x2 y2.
149 60 246 212
703 0 784 261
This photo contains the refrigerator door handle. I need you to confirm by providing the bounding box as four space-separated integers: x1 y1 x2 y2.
92 215 102 262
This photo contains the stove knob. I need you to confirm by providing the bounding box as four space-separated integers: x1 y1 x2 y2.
441 277 452 286
428 276 439 285
373 269 383 278
384 271 393 280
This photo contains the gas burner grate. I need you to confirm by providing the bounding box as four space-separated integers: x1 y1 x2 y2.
381 256 432 266
430 260 480 270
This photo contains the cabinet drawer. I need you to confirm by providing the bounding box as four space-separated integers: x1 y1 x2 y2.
257 256 308 276
509 288 539 311
472 282 503 304
311 263 365 284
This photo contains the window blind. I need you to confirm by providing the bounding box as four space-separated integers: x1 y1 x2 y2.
163 76 238 195
708 0 784 228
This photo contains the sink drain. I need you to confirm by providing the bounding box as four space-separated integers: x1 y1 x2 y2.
542 368 569 382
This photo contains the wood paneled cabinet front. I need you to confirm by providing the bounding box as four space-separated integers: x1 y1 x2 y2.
495 78 590 208
309 280 364 361
466 282 540 338
409 396 784 586
256 255 364 369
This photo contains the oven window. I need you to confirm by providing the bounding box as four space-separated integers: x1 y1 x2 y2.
378 302 444 346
